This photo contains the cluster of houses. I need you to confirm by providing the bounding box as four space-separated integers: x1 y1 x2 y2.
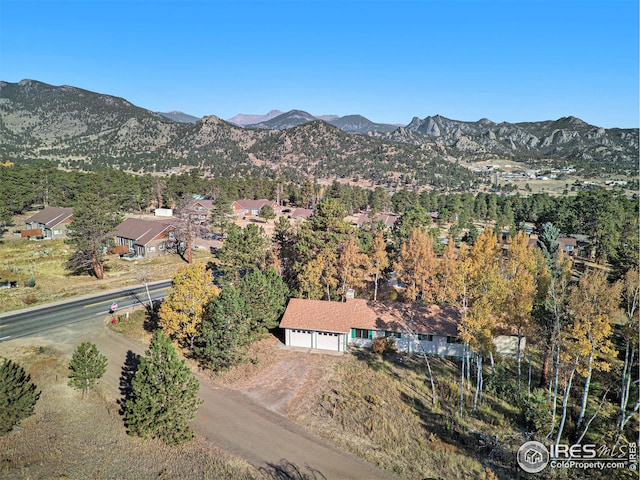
20 202 582 359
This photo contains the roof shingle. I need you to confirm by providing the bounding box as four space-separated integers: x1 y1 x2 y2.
280 298 460 336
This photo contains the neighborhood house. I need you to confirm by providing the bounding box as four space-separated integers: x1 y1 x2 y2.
22 206 73 240
112 218 176 258
231 199 278 217
279 298 524 358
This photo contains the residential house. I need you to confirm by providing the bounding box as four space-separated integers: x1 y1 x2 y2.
22 206 73 239
528 234 578 257
289 208 314 220
231 199 278 217
112 218 176 258
352 212 399 229
279 298 525 357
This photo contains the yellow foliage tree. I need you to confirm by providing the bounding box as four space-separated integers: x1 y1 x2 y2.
502 231 537 382
435 238 458 304
158 263 220 351
394 227 437 303
337 237 367 301
567 268 622 430
367 232 389 301
458 228 505 409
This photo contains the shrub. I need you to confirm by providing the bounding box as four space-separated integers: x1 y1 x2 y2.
483 360 519 402
521 388 552 433
25 276 36 288
371 337 397 355
23 294 37 305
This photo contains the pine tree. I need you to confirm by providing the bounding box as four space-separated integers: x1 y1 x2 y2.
68 342 108 397
66 191 122 279
219 223 269 282
0 358 40 435
209 193 233 237
238 267 289 335
123 330 202 445
196 287 250 371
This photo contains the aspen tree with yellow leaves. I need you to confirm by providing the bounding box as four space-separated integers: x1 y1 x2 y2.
336 237 367 301
394 227 437 303
567 269 622 432
158 263 220 351
367 231 389 301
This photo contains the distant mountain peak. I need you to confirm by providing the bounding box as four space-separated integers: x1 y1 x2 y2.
227 110 284 126
159 110 200 123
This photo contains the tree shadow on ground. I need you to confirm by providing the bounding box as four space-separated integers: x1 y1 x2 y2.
118 349 140 415
259 459 327 480
143 299 162 332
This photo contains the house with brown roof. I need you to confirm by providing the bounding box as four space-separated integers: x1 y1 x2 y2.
280 298 466 356
112 218 176 258
352 212 399 229
231 199 278 217
23 206 73 239
289 208 314 220
528 234 578 257
280 298 524 357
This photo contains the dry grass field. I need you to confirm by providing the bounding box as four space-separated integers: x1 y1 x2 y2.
0 343 261 480
0 236 214 315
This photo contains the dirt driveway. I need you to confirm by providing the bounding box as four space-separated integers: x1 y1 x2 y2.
6 320 397 480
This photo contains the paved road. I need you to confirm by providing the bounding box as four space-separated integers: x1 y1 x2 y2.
1 293 398 479
0 280 171 342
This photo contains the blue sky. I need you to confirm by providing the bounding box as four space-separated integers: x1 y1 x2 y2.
1 0 638 128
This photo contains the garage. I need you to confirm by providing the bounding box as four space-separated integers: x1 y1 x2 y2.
316 331 341 351
288 329 312 348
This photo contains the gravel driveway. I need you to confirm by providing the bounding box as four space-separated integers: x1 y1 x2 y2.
13 318 398 480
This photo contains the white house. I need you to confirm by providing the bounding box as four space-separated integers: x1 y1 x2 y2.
279 298 524 358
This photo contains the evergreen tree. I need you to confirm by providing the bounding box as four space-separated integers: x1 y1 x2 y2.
238 267 289 335
219 223 269 282
196 287 249 371
68 342 108 396
392 205 431 247
66 191 122 279
123 330 202 445
0 358 40 435
258 204 276 223
209 193 234 237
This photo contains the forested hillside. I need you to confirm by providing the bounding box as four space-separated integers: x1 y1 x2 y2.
1 80 637 190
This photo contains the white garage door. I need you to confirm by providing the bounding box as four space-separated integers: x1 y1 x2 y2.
289 329 312 348
317 331 340 351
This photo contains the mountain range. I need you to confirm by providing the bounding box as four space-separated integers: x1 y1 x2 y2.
0 79 637 189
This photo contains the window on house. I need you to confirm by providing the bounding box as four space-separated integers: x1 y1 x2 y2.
159 244 165 251
418 334 433 341
385 331 401 338
446 336 462 344
147 247 156 252
53 229 62 235
353 328 370 339
168 231 175 239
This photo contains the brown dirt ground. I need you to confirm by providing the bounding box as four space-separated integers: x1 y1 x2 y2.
213 336 347 416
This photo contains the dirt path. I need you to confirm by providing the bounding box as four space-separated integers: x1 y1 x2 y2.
13 320 397 480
